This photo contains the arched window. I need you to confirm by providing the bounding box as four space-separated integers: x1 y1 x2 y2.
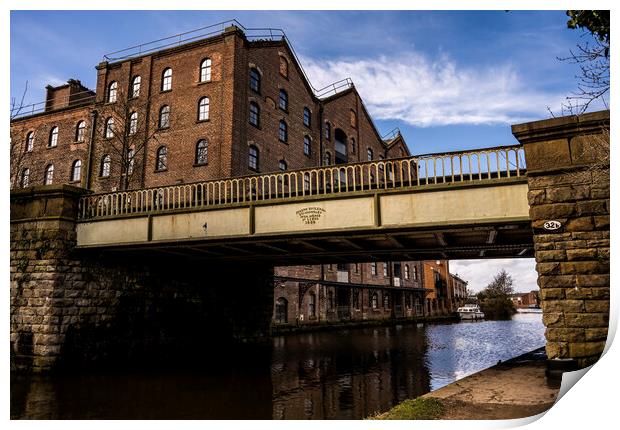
413 266 418 281
156 146 168 171
383 262 388 277
129 112 138 135
308 292 316 317
200 58 212 82
131 76 141 98
44 164 54 185
71 159 82 182
275 297 288 324
323 151 331 166
278 89 288 111
405 264 410 280
249 68 261 92
367 147 374 161
371 262 377 275
159 105 170 129
350 109 357 128
278 120 288 143
383 292 390 309
100 155 111 177
198 97 210 121
248 145 259 170
303 107 311 127
279 160 287 171
324 121 331 140
127 148 135 175
105 117 115 138
279 56 289 78
107 81 117 103
21 168 30 188
75 121 86 142
48 126 58 147
25 132 34 152
249 102 260 127
161 68 172 91
303 135 311 156
371 293 378 309
195 139 208 165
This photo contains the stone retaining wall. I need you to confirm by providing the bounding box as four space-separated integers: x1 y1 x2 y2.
513 110 610 367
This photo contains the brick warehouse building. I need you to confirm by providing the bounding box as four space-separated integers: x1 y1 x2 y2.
10 23 462 328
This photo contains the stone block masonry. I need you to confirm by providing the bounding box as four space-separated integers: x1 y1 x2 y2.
11 185 274 372
513 110 610 368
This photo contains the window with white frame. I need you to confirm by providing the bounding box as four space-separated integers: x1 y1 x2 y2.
198 97 210 121
161 68 172 91
200 58 212 82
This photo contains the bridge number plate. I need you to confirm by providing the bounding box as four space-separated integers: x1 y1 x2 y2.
543 220 562 231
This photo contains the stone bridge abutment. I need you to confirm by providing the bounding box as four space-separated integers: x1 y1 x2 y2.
514 110 610 368
10 186 273 372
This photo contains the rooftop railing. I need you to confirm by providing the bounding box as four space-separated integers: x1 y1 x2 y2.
78 145 526 221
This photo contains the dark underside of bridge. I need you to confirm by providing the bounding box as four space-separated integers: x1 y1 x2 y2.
79 221 534 265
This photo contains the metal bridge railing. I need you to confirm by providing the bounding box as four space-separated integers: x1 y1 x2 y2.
77 145 526 221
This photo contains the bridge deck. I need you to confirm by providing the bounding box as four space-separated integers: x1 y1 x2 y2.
76 146 533 264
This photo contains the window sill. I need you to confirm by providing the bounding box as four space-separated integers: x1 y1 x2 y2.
193 162 208 167
160 89 172 94
46 145 57 149
279 108 289 114
279 139 289 145
154 169 168 173
69 180 81 184
197 80 212 86
157 127 170 132
248 167 260 173
249 122 261 130
99 176 111 180
196 119 210 124
105 101 117 105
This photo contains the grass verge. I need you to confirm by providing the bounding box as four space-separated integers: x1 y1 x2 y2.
371 397 445 420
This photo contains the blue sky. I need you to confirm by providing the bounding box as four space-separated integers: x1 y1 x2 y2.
10 10 603 156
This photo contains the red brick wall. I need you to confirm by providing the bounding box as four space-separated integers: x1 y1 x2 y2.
11 106 92 188
322 89 385 164
239 43 322 176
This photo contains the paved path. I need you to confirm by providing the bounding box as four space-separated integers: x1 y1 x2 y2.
378 348 561 420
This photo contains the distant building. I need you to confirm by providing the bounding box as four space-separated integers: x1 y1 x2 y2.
450 273 468 306
509 291 540 308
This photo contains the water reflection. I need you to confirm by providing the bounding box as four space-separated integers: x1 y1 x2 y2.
11 314 545 420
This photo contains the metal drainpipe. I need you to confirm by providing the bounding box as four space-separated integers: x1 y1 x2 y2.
85 109 98 190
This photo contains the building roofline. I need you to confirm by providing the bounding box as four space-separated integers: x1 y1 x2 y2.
10 101 95 123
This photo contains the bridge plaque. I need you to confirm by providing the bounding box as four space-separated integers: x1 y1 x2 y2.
296 207 326 225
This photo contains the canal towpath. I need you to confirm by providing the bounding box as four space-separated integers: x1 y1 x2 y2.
375 347 561 420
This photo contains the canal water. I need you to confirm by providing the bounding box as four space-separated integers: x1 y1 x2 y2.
11 313 545 419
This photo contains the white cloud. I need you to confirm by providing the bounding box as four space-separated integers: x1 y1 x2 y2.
449 258 538 294
303 53 565 127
